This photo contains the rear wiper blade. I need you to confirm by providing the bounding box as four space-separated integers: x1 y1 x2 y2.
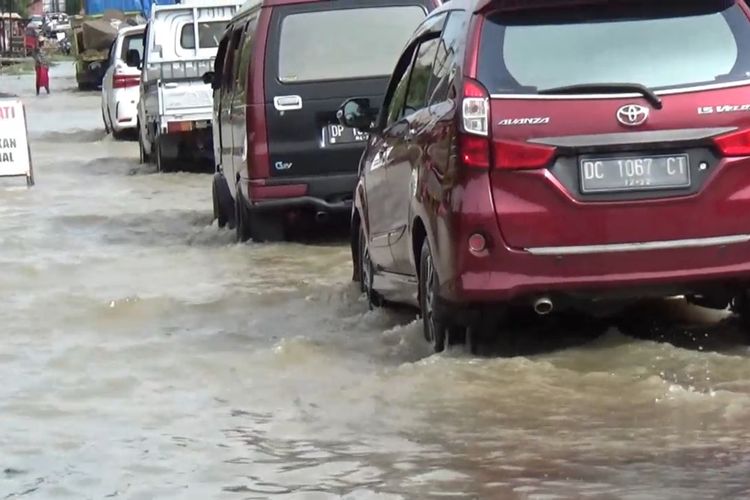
538 83 663 110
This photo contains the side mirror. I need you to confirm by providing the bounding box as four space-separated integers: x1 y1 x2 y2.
337 98 376 132
125 49 141 68
202 71 221 90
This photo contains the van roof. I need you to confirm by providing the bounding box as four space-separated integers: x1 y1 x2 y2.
473 0 620 13
235 0 434 18
237 0 430 15
237 0 322 11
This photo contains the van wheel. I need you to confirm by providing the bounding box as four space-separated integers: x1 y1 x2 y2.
155 135 167 172
419 239 449 353
358 226 382 309
212 174 235 229
138 125 150 164
235 194 251 242
112 129 129 141
235 194 285 243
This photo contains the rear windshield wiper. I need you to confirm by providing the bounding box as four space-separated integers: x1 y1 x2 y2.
538 83 663 110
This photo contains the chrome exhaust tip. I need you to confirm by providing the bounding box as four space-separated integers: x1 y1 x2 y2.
533 297 554 316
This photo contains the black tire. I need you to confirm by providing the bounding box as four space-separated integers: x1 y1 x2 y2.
358 226 382 309
102 109 110 134
235 193 251 242
155 135 166 172
235 193 285 243
419 239 449 353
138 125 150 164
212 174 235 229
112 129 130 141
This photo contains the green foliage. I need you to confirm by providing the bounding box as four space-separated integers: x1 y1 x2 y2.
6 0 25 16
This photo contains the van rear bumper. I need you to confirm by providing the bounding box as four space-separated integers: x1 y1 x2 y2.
242 173 356 214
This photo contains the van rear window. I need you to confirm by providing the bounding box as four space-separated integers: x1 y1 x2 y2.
181 21 226 50
278 6 426 83
478 0 750 94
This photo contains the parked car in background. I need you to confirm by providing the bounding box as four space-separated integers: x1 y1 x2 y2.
341 0 750 353
101 25 144 139
206 0 436 242
138 0 239 172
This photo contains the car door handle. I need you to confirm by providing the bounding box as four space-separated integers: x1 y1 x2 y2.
163 82 178 89
274 95 303 112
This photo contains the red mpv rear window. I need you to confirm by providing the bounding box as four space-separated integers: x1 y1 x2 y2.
477 0 750 95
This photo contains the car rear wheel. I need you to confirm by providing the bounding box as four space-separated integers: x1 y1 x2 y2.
155 135 166 172
112 129 129 141
358 226 382 309
102 109 110 134
419 240 449 353
138 124 150 164
212 174 235 229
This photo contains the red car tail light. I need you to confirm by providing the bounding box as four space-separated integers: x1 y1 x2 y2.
459 78 491 169
495 140 556 170
460 134 491 168
113 72 140 89
714 128 750 157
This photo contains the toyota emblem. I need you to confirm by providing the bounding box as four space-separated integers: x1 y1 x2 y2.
617 104 649 127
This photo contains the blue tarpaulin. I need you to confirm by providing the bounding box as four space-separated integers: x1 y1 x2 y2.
85 0 178 17
138 0 179 17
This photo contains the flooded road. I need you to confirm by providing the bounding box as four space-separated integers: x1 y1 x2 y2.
3 64 750 499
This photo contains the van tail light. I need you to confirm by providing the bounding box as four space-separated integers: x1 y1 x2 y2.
113 72 140 89
713 128 750 157
459 78 491 168
495 140 556 170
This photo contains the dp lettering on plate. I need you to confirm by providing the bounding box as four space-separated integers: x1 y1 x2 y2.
326 124 368 145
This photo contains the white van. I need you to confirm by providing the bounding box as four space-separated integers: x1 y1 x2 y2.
137 0 240 172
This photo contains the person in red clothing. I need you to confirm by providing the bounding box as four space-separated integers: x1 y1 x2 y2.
32 42 50 95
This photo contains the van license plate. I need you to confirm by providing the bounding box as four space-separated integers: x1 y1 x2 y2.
580 155 690 193
325 124 368 145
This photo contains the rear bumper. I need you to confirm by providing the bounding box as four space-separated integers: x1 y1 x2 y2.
449 238 750 304
439 172 750 305
241 173 356 214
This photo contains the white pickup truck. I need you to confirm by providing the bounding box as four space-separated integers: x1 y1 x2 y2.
137 1 240 172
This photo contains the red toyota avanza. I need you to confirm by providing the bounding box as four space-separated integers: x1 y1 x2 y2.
206 0 436 242
340 0 750 352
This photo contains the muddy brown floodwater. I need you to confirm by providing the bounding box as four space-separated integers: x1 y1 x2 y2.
2 64 750 500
